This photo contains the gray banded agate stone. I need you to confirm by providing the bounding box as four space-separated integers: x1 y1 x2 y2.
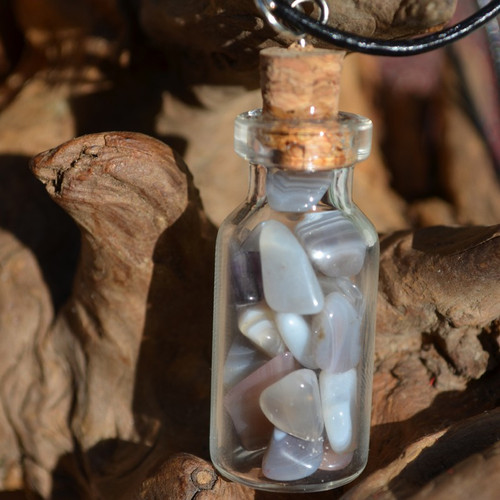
320 369 357 454
223 335 268 388
262 428 323 481
224 351 297 450
230 243 263 305
259 368 323 441
238 304 285 357
295 211 366 278
312 292 361 373
266 169 333 212
260 220 324 314
275 312 318 369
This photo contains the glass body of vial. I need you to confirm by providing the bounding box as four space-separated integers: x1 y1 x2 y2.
210 109 379 493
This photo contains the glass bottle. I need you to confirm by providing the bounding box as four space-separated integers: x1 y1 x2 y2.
209 106 379 492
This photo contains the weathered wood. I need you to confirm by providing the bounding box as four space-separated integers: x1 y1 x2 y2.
346 408 500 499
1 0 481 231
136 453 254 499
324 0 458 38
139 0 458 73
0 0 499 498
2 129 498 498
0 132 217 498
133 223 499 499
8 0 458 87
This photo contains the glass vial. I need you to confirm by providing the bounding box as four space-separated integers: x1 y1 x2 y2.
210 47 379 493
210 109 379 492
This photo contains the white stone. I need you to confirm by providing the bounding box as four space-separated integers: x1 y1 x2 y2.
238 304 285 358
266 169 333 212
320 444 353 471
275 313 318 369
320 369 357 454
312 292 361 373
318 276 365 316
260 369 323 441
295 211 366 278
260 220 324 314
262 428 323 481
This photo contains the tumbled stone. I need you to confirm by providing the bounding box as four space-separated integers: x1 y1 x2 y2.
319 444 353 471
320 369 357 454
295 211 366 277
260 369 323 441
238 304 285 357
241 221 267 252
266 169 333 212
312 292 361 373
275 312 318 369
224 352 297 450
260 220 324 314
318 276 364 315
262 428 323 481
230 242 263 305
223 335 268 388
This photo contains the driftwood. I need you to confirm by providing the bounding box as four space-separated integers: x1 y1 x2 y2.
0 0 499 498
138 0 458 78
135 453 253 500
0 131 497 499
2 0 498 229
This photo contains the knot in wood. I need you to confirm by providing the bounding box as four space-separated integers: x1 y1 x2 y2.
190 467 217 490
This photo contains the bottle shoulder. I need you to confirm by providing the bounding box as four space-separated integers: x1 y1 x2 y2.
218 202 378 248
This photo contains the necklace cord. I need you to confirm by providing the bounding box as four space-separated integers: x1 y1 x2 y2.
270 0 500 56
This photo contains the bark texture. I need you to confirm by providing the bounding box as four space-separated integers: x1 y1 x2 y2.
0 132 497 499
135 453 254 500
138 0 458 76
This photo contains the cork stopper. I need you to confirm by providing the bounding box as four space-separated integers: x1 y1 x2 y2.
235 46 372 171
256 45 350 170
260 46 345 120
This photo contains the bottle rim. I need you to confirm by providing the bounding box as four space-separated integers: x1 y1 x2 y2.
234 110 372 171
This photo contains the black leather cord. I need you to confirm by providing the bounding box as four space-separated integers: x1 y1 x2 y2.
271 0 500 56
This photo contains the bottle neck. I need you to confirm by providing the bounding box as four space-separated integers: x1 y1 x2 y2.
246 164 355 211
328 166 354 211
246 164 267 205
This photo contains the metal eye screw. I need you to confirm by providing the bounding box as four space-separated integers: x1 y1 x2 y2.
255 0 329 39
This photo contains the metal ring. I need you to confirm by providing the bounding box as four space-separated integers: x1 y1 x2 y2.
255 0 329 39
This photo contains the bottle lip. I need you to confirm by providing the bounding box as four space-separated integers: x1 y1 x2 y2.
234 109 373 171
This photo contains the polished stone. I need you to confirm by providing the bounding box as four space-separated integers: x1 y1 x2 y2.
319 444 353 471
238 304 285 357
241 221 268 252
262 428 323 481
275 312 318 369
224 352 297 450
318 276 365 315
223 335 268 388
260 369 323 441
266 169 333 212
260 220 324 314
295 211 366 277
230 242 263 305
312 292 361 373
320 369 357 454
